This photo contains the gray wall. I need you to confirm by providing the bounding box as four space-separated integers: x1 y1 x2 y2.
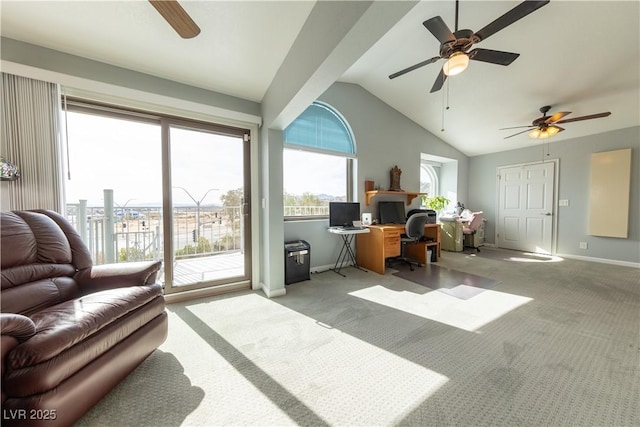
283 82 469 269
1 38 260 118
468 126 640 264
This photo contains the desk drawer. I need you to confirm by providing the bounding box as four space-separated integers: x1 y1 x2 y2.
384 236 401 257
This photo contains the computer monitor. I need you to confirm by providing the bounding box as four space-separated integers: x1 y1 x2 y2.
378 201 406 224
329 202 361 227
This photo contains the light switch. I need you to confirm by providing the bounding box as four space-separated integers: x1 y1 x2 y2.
559 199 569 207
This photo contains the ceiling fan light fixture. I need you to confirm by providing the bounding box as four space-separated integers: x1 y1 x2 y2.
546 125 561 136
443 52 469 76
529 128 541 139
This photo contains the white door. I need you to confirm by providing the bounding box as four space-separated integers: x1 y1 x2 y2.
497 161 555 254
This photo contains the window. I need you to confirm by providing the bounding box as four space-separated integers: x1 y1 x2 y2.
420 163 439 197
283 102 355 219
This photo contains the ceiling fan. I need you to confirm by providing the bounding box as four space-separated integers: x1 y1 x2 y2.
501 106 612 139
389 0 549 93
149 0 200 39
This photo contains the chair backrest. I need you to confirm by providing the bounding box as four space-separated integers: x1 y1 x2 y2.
463 211 485 233
404 212 429 240
407 208 437 224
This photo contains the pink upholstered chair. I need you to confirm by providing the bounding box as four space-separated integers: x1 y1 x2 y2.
462 211 485 252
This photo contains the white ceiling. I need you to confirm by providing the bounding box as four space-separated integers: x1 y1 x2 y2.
1 1 638 156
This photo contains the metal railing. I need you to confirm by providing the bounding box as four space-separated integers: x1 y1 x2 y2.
284 205 329 217
66 204 243 264
67 203 328 264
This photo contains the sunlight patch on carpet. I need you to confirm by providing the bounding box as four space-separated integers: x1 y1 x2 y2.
349 285 532 332
509 252 565 263
175 293 449 426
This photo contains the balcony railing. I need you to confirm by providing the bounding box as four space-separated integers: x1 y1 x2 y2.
284 205 329 217
66 204 243 264
67 203 328 265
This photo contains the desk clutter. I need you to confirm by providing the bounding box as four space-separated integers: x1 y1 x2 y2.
327 201 442 275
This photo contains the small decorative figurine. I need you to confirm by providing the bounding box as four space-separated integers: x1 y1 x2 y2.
389 165 402 191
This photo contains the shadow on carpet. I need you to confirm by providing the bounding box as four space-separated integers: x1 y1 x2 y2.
392 264 500 300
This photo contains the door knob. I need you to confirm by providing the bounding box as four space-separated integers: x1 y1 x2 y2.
541 212 552 216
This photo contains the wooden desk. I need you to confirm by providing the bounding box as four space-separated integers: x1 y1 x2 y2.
355 223 441 274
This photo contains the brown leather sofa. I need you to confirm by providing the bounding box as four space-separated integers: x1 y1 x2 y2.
1 210 168 426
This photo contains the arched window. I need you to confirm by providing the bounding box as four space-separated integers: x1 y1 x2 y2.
283 102 356 218
284 101 355 155
420 163 439 197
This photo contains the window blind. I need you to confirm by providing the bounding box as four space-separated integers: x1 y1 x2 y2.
284 102 355 155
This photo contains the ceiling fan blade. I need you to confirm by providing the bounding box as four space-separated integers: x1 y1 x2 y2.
469 48 520 66
430 68 447 93
504 128 535 139
473 0 550 42
555 112 612 124
149 0 200 39
389 56 441 79
423 16 456 44
499 125 535 130
544 111 571 123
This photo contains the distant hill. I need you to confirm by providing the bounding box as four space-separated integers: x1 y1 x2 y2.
317 194 346 202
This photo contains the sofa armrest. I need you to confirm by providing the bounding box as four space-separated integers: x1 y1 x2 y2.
1 314 36 399
1 313 36 342
76 260 162 294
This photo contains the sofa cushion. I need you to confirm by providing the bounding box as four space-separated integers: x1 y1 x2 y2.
1 211 86 316
7 284 164 370
1 276 79 316
3 293 166 398
1 211 72 269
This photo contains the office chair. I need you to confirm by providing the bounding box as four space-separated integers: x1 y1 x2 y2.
462 211 485 252
388 212 429 271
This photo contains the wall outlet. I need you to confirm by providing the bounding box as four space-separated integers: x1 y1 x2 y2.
579 242 588 249
559 199 569 207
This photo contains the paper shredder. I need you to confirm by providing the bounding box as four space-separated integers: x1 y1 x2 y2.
284 240 311 285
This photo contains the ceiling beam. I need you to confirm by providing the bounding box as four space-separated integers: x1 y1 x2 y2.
261 0 419 130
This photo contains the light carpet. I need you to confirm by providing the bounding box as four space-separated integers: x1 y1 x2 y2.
77 248 640 426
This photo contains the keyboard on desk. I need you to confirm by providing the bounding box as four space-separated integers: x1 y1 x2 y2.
341 226 365 230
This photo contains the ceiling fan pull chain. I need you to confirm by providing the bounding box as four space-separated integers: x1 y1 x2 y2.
440 84 446 132
446 76 451 110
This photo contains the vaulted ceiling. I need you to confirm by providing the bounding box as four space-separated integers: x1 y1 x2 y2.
2 1 638 156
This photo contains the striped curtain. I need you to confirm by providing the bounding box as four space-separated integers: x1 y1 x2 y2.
1 73 63 211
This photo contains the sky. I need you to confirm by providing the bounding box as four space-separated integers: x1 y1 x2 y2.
65 111 344 208
283 149 345 196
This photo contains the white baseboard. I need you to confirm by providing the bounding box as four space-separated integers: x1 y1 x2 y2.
311 264 335 274
260 281 287 298
310 262 352 274
556 253 640 269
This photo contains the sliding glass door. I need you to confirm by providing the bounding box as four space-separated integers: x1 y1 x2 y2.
64 100 251 294
165 122 251 293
